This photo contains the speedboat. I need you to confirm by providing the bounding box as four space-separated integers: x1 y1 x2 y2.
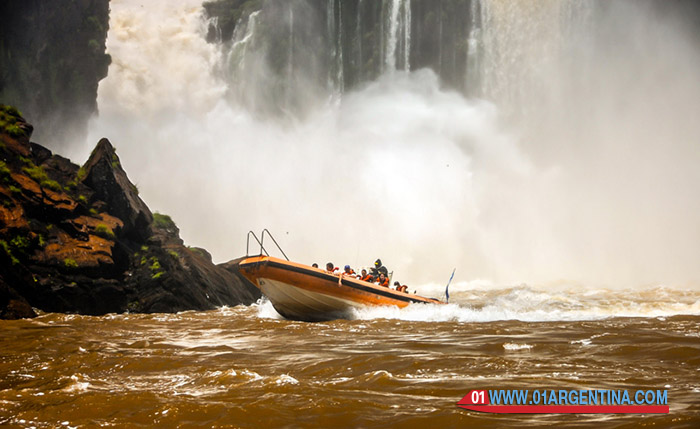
238 255 445 322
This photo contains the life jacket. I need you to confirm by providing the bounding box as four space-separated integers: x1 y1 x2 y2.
360 274 373 282
343 269 356 277
376 277 389 287
397 285 408 293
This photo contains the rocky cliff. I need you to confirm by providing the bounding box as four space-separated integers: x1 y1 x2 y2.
0 105 260 319
0 0 111 147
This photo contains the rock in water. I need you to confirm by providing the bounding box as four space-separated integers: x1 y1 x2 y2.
0 105 260 319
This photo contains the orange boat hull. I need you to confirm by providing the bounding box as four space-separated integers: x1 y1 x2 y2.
238 256 444 321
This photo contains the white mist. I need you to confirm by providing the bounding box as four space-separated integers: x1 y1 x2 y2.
82 0 700 290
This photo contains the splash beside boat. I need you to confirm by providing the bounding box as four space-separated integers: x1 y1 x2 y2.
238 256 444 322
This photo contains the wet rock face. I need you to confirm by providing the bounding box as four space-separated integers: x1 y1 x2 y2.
1 107 260 319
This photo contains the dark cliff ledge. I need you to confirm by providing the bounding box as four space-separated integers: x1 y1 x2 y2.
0 105 260 319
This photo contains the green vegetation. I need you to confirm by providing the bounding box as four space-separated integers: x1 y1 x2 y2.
9 185 21 194
111 153 120 169
4 124 25 138
64 258 78 268
153 212 177 233
22 164 63 191
94 223 115 240
149 257 161 272
168 250 180 260
19 156 32 165
10 236 30 252
0 240 20 265
78 194 88 204
77 167 87 181
24 162 49 180
148 256 165 279
140 245 149 252
88 39 101 54
0 105 21 117
42 179 62 192
0 234 32 264
89 208 98 216
0 161 11 181
0 105 26 138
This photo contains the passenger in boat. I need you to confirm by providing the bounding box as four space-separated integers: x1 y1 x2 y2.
359 269 373 283
371 259 389 278
326 262 339 274
312 263 319 268
376 272 389 287
393 281 408 293
343 265 357 277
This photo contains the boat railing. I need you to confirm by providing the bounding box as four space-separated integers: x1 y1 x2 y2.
246 229 290 261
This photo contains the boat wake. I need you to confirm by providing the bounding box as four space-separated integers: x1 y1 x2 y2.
255 284 700 323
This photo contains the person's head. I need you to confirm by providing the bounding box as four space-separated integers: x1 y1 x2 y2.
375 259 382 267
312 263 318 268
361 269 367 276
344 265 351 272
379 272 386 279
394 281 400 287
326 262 334 271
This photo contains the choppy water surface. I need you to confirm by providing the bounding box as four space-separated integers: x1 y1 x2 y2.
1 286 699 427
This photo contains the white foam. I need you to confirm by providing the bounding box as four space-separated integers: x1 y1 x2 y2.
274 374 299 385
254 299 284 320
348 286 700 323
62 375 90 393
503 343 533 351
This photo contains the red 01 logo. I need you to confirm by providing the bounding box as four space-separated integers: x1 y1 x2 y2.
469 390 488 405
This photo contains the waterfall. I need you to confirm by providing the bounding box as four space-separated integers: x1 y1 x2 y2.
465 0 481 95
477 0 592 111
385 0 411 72
227 11 260 77
403 0 411 71
327 0 335 90
336 3 344 93
209 16 222 43
437 5 443 74
88 0 700 288
385 0 401 71
356 0 363 82
327 0 344 93
287 6 294 109
224 10 261 110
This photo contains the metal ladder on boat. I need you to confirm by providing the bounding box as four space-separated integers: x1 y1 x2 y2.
246 229 289 261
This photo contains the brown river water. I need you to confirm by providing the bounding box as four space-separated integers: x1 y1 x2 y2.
1 286 699 428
